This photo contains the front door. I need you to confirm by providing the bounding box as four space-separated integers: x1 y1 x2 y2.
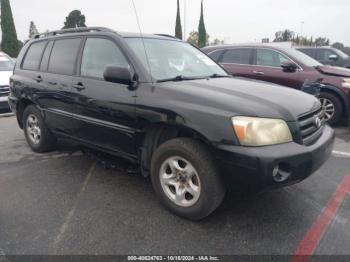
250 48 302 89
71 37 137 157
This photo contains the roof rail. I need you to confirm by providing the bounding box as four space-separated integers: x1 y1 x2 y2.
33 27 114 39
155 34 178 39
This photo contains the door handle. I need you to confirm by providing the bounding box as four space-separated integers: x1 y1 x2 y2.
48 81 57 86
253 71 265 76
73 82 86 91
34 75 43 83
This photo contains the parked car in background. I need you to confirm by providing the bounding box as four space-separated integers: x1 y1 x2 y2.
297 47 350 69
202 45 350 125
8 27 334 220
0 52 15 113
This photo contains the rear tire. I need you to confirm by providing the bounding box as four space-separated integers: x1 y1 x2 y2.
150 138 226 220
319 92 342 126
23 105 56 153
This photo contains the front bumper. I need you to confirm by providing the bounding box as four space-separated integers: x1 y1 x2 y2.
0 96 10 113
216 125 335 192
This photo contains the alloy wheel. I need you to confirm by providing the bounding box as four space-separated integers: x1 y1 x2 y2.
26 114 41 145
319 97 335 121
159 156 201 207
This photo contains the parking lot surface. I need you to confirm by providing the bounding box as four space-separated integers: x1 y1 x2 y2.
0 115 349 256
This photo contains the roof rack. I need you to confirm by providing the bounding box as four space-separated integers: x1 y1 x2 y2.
33 27 114 39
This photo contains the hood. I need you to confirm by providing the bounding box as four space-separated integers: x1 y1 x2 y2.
316 65 350 77
0 70 13 86
159 77 320 121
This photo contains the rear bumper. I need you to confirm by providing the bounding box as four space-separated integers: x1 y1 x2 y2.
215 125 335 192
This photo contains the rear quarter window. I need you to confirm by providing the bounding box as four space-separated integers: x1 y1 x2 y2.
48 38 82 75
22 41 47 70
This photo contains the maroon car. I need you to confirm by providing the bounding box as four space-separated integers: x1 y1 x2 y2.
202 45 350 125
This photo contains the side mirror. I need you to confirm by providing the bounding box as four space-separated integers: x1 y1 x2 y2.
328 54 338 61
281 61 298 72
103 65 133 85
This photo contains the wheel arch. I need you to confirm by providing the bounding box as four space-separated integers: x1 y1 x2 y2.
139 123 213 177
16 98 35 129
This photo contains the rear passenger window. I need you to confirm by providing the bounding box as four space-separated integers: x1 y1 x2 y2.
48 38 81 75
221 48 251 64
81 38 128 79
22 41 47 70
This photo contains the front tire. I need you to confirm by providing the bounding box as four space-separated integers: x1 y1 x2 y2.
23 105 56 153
319 92 342 126
150 138 225 220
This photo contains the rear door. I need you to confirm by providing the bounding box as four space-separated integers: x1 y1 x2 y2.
38 37 82 135
219 48 254 78
250 48 302 88
71 36 137 157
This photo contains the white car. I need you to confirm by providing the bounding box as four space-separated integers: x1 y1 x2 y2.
0 52 14 113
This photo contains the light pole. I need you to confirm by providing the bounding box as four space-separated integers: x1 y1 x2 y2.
300 21 304 37
183 0 186 40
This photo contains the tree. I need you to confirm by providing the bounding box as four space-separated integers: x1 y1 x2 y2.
314 37 330 47
187 31 209 47
342 47 350 56
198 1 207 48
175 0 183 40
273 29 295 42
0 0 20 57
63 10 86 29
332 42 344 50
29 21 39 38
210 38 224 46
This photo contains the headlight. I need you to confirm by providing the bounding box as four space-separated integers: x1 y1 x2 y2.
232 116 293 146
342 78 350 89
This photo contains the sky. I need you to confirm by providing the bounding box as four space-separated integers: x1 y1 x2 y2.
6 0 350 46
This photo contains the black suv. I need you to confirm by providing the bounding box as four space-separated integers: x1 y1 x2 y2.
297 47 350 68
9 27 334 220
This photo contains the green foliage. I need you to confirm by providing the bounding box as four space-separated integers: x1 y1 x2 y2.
273 29 295 42
198 1 207 48
187 30 209 47
332 42 345 50
63 10 86 29
1 0 20 57
175 0 182 40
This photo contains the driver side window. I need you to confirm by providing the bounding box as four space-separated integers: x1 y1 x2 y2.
81 38 129 79
256 49 290 67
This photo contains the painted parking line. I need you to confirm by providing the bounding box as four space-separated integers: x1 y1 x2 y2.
332 150 350 158
291 175 350 262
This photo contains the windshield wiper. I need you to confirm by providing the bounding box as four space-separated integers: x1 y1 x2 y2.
208 73 232 79
156 75 199 83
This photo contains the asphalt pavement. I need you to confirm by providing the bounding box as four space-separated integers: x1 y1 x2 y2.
0 115 349 256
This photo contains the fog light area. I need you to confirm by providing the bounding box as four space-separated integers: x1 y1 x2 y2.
272 163 292 183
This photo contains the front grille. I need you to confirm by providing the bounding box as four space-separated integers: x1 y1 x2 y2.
298 107 326 146
0 85 9 97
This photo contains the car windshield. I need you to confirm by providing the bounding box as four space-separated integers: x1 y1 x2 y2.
125 37 228 81
334 49 349 59
0 55 15 71
283 48 322 67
